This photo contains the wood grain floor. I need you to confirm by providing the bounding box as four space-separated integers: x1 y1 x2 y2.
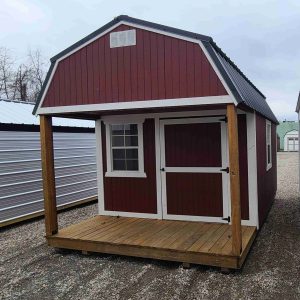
47 216 256 269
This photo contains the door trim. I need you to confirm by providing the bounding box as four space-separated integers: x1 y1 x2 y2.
159 117 230 223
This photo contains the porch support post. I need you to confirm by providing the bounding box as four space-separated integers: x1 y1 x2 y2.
40 115 58 236
227 104 242 256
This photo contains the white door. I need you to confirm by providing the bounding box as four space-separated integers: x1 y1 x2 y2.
159 117 230 223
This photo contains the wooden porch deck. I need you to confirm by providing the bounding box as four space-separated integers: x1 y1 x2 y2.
47 216 256 269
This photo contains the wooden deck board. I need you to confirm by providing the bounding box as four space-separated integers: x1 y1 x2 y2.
47 216 257 269
160 222 206 250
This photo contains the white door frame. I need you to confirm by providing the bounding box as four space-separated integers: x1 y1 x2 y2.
159 117 230 223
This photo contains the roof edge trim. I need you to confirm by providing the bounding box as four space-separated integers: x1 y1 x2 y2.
211 41 266 99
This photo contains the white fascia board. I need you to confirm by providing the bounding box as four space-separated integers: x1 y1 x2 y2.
37 95 232 115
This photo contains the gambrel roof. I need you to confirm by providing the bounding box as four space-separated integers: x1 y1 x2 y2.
33 15 278 124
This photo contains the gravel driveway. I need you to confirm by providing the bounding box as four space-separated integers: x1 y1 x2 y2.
1 152 300 300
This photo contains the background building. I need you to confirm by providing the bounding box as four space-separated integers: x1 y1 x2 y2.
0 99 97 227
277 121 299 152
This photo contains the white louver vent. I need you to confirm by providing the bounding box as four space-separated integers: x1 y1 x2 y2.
110 29 136 48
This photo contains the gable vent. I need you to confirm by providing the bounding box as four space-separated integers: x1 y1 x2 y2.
110 29 136 48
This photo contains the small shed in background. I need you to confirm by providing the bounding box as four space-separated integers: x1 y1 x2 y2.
0 99 97 227
277 121 299 152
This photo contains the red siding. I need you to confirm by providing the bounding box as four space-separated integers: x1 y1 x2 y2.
256 115 277 227
164 122 222 167
166 173 223 217
102 119 157 213
238 114 249 220
42 25 227 108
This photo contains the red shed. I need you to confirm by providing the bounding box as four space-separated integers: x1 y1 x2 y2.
34 16 278 270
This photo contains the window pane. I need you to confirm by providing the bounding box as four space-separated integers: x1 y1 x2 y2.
126 159 139 170
113 159 126 170
125 136 138 146
111 124 124 135
124 124 138 135
267 145 271 164
126 148 138 159
112 136 124 147
112 149 125 159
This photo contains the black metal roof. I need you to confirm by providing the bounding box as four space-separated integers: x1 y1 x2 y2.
33 15 278 123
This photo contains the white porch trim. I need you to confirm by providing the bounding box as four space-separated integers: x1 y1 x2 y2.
245 112 259 228
95 119 105 215
37 95 232 115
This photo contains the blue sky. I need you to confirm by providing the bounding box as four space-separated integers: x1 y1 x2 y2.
1 0 299 120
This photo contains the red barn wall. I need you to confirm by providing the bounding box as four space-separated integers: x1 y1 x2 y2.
42 25 227 108
238 114 249 220
256 114 277 227
102 119 157 213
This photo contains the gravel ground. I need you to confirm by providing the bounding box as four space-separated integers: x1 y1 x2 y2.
1 152 300 300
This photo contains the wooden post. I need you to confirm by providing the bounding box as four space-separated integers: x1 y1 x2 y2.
40 115 58 236
227 104 242 256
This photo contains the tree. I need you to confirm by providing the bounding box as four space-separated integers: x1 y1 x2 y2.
0 47 48 102
0 47 13 99
27 49 48 102
10 64 30 101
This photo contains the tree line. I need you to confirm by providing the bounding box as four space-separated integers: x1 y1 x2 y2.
0 47 49 103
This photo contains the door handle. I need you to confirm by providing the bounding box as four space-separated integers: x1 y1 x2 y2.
160 168 165 171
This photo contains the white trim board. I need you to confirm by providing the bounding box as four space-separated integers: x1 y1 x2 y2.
37 96 232 115
100 210 159 219
246 112 259 228
35 18 240 115
95 119 105 215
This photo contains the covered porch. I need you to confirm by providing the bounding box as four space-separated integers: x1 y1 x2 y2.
47 215 256 269
39 104 256 270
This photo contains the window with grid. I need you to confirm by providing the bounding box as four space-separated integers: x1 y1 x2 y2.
110 124 139 171
266 121 272 170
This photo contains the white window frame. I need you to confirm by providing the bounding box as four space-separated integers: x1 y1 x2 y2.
104 118 146 178
266 120 272 171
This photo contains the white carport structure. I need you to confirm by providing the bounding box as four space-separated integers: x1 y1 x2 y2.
0 99 97 227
